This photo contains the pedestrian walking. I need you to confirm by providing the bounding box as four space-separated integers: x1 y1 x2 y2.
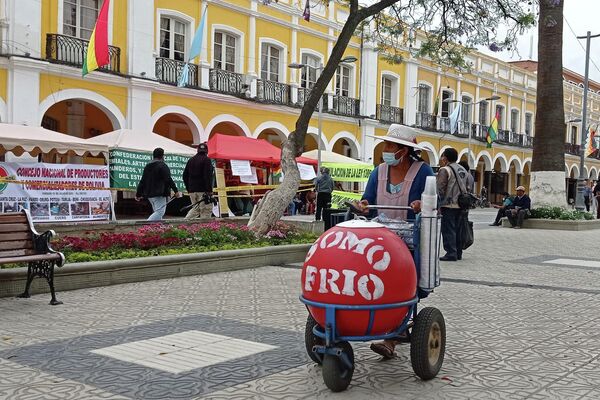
584 180 592 212
136 147 181 221
592 181 600 219
183 142 214 219
437 147 468 261
314 167 334 221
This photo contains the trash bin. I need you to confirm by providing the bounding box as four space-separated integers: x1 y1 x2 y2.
323 208 347 231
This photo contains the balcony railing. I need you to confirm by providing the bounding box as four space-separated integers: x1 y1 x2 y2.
155 58 200 88
376 104 403 124
497 129 511 144
565 143 580 155
209 69 244 95
438 116 450 133
46 33 121 73
456 121 471 138
472 124 488 141
256 80 291 105
523 135 533 147
330 95 360 117
415 112 436 130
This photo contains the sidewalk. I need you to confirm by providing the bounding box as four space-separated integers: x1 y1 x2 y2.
1 217 600 399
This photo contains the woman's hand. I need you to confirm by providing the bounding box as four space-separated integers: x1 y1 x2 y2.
350 199 369 214
410 200 422 214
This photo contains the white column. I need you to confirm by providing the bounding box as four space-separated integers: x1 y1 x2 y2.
328 0 335 22
0 0 9 54
359 41 377 118
326 39 334 96
290 16 299 104
247 0 257 76
128 0 155 79
128 80 154 132
474 79 481 124
456 74 462 101
66 101 85 138
361 120 377 163
521 94 527 134
403 57 419 125
200 1 210 89
435 70 441 124
7 0 41 57
7 57 43 126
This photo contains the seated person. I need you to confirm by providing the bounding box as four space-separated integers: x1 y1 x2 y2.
305 190 316 215
506 186 531 229
489 192 513 226
351 125 434 360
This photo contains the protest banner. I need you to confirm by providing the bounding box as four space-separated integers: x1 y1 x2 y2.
109 149 189 190
0 162 111 222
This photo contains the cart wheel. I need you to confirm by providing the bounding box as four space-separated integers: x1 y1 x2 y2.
305 314 324 365
322 341 354 392
410 307 446 380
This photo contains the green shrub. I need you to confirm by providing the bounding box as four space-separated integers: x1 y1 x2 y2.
530 206 594 221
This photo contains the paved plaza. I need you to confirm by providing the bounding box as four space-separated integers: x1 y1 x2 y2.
1 209 600 399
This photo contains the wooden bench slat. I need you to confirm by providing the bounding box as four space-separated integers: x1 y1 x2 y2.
0 248 37 258
0 215 28 224
0 253 61 265
0 241 33 251
0 232 31 242
0 223 30 233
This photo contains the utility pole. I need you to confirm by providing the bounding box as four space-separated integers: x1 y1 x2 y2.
575 31 600 212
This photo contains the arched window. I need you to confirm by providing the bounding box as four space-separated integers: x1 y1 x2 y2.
301 53 321 89
160 16 187 62
510 109 520 133
260 43 282 82
335 64 352 97
63 0 103 40
461 95 473 122
214 31 238 72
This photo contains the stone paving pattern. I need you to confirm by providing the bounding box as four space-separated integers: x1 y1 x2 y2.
1 210 599 399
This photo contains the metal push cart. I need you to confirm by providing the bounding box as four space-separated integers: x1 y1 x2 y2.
300 205 445 392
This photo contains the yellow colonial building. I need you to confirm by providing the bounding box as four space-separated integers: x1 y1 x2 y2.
1 0 600 202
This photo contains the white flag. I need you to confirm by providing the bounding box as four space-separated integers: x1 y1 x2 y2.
449 102 462 135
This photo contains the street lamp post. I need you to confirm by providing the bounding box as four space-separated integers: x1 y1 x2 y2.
443 95 500 169
575 31 600 212
289 56 357 172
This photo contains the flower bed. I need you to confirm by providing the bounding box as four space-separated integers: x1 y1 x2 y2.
530 206 594 221
43 222 318 264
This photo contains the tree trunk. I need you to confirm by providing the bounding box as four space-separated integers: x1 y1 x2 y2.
530 0 566 208
247 10 363 234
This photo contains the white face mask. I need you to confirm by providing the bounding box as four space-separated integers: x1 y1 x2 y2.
382 150 403 166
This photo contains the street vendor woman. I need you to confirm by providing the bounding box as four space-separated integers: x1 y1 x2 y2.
354 124 434 220
352 124 434 359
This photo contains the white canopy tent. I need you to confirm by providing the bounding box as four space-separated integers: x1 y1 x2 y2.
86 128 196 156
301 150 372 166
0 123 108 157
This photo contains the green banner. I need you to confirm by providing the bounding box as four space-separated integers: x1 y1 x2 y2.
108 149 190 190
330 190 363 209
323 162 373 182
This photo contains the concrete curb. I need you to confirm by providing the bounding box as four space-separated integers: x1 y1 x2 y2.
0 244 311 298
501 218 600 230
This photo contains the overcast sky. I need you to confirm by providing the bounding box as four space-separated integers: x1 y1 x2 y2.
478 0 600 83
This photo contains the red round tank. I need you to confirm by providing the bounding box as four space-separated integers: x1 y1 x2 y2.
301 219 417 336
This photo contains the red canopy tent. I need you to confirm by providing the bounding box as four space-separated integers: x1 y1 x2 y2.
207 133 317 165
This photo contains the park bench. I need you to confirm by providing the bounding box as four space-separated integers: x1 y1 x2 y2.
0 210 65 305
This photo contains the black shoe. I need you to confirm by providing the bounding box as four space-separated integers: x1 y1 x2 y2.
457 255 462 260
489 223 500 226
440 255 457 261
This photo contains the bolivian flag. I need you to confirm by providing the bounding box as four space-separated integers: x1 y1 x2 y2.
486 110 499 148
82 0 111 76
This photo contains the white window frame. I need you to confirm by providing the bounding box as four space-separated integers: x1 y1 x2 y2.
211 25 245 74
335 63 354 98
510 108 520 133
525 112 534 137
461 94 473 122
495 103 506 130
441 89 454 118
299 49 324 89
417 82 433 114
155 9 194 61
59 0 114 42
258 38 287 83
380 71 400 107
